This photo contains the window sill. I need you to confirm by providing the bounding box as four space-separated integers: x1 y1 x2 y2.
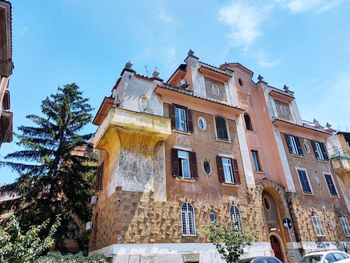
176 177 196 183
316 159 329 163
290 154 303 158
301 191 314 196
253 170 265 175
182 234 197 237
329 194 340 199
173 129 192 136
216 138 231 144
245 130 256 134
222 183 239 187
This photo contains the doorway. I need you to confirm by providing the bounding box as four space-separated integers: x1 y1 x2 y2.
270 235 284 262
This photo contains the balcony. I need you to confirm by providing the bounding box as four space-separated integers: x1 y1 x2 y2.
330 147 350 174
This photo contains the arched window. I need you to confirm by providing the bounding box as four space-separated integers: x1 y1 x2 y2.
209 210 217 225
230 205 242 231
244 113 253 131
311 211 324 236
181 203 196 236
340 216 350 237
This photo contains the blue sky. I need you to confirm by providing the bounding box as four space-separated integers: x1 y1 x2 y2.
1 0 350 183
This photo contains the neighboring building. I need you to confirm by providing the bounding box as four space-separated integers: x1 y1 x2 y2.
328 131 350 212
89 50 350 263
0 0 13 146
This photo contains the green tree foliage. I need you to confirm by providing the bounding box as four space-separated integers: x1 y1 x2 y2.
0 215 60 263
0 83 95 250
208 223 255 263
35 252 107 263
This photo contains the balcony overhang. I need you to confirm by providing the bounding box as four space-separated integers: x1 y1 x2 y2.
273 118 332 140
269 89 294 103
155 86 244 119
92 97 115 126
93 107 171 157
198 65 231 83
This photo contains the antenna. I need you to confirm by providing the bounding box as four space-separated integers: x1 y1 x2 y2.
144 65 150 76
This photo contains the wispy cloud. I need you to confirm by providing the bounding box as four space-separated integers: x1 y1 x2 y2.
217 1 267 49
256 52 281 68
157 6 174 24
18 26 30 37
163 46 176 70
275 0 346 13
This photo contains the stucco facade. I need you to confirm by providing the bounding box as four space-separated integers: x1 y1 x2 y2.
89 51 350 263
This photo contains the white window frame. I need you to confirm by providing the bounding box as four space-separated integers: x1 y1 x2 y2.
230 205 242 231
315 141 325 160
311 212 325 237
251 150 262 172
214 116 230 142
222 158 234 183
323 172 339 197
340 216 350 237
289 135 299 155
296 168 313 194
175 106 187 132
178 150 191 179
181 203 196 236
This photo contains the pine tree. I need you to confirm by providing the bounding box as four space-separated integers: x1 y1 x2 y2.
0 83 95 251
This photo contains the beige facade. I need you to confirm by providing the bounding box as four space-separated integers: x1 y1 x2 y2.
90 51 350 263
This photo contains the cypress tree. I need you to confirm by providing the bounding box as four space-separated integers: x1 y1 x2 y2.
0 83 95 251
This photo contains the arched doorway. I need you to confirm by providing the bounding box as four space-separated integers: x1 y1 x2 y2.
262 190 286 262
270 235 284 262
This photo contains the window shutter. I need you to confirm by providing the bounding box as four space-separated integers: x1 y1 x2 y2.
187 109 193 133
171 149 179 177
216 156 225 183
169 104 176 129
232 159 240 184
295 137 303 156
190 151 198 179
310 140 319 159
284 134 293 154
320 143 329 161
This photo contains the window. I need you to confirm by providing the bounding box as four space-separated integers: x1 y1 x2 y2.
215 116 228 140
297 169 312 194
169 104 193 133
181 203 196 236
285 134 303 156
244 113 253 131
311 141 329 161
95 164 104 190
333 252 349 261
325 254 336 263
230 205 242 230
251 150 262 172
311 212 324 236
340 216 350 237
209 211 216 224
203 159 211 175
216 156 240 184
198 117 207 130
324 173 338 197
171 149 198 179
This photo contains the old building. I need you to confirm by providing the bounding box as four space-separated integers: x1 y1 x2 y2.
90 51 350 263
0 0 13 146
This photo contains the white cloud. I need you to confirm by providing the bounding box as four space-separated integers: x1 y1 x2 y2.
256 52 281 68
275 0 346 13
18 26 30 37
218 1 266 49
157 6 174 24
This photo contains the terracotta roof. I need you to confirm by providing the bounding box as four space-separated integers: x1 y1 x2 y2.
199 61 232 77
273 117 332 135
157 84 244 111
269 85 294 99
220 62 254 77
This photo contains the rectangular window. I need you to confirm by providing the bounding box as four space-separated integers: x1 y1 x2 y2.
222 158 234 183
311 141 329 161
285 134 303 156
171 149 198 179
340 217 350 237
311 213 325 236
95 164 104 190
178 150 191 179
297 169 312 194
251 150 262 172
175 107 187 131
324 173 338 197
169 104 193 133
215 116 229 140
